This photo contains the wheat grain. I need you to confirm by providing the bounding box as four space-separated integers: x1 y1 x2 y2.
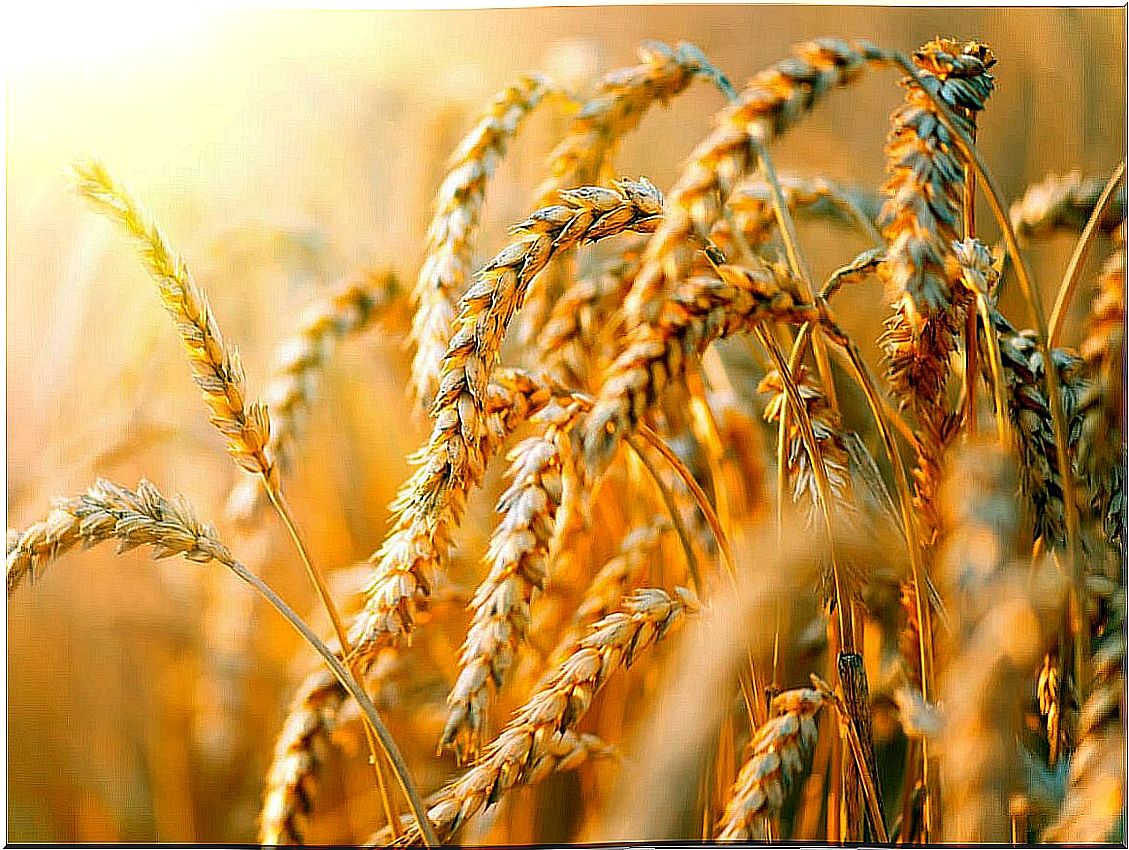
441 392 591 762
227 270 399 523
715 688 825 841
411 74 559 409
72 162 275 481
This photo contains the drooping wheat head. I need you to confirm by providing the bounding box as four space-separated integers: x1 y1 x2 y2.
412 74 559 409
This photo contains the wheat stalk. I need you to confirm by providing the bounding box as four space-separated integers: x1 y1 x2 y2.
411 74 559 409
622 38 886 325
441 392 591 762
715 688 825 840
227 270 399 523
72 161 275 480
388 587 697 846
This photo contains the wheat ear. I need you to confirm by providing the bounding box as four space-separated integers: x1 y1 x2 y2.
259 667 345 846
387 587 698 846
727 175 883 248
715 688 825 841
583 261 820 474
227 270 399 523
988 311 1085 550
1011 170 1127 242
348 183 660 659
72 161 274 480
1078 225 1126 548
441 392 591 761
7 479 233 595
411 74 559 409
758 365 852 523
1042 596 1125 843
622 38 885 325
523 40 732 345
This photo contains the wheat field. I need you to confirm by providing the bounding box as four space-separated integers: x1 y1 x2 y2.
6 6 1126 845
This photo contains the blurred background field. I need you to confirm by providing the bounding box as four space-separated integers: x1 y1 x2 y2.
6 5 1125 843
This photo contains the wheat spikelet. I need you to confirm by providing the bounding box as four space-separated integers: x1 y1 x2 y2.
758 365 852 520
7 479 235 597
1042 597 1125 843
389 587 697 846
227 271 399 523
411 74 559 409
72 162 274 480
715 688 825 841
584 261 821 475
1078 225 1126 548
442 393 591 761
347 368 554 666
1011 171 1127 242
623 38 885 324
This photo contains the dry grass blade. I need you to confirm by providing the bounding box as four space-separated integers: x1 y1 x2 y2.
411 74 559 409
72 161 275 480
227 270 399 523
715 688 825 841
442 393 590 762
623 37 886 324
385 587 699 846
